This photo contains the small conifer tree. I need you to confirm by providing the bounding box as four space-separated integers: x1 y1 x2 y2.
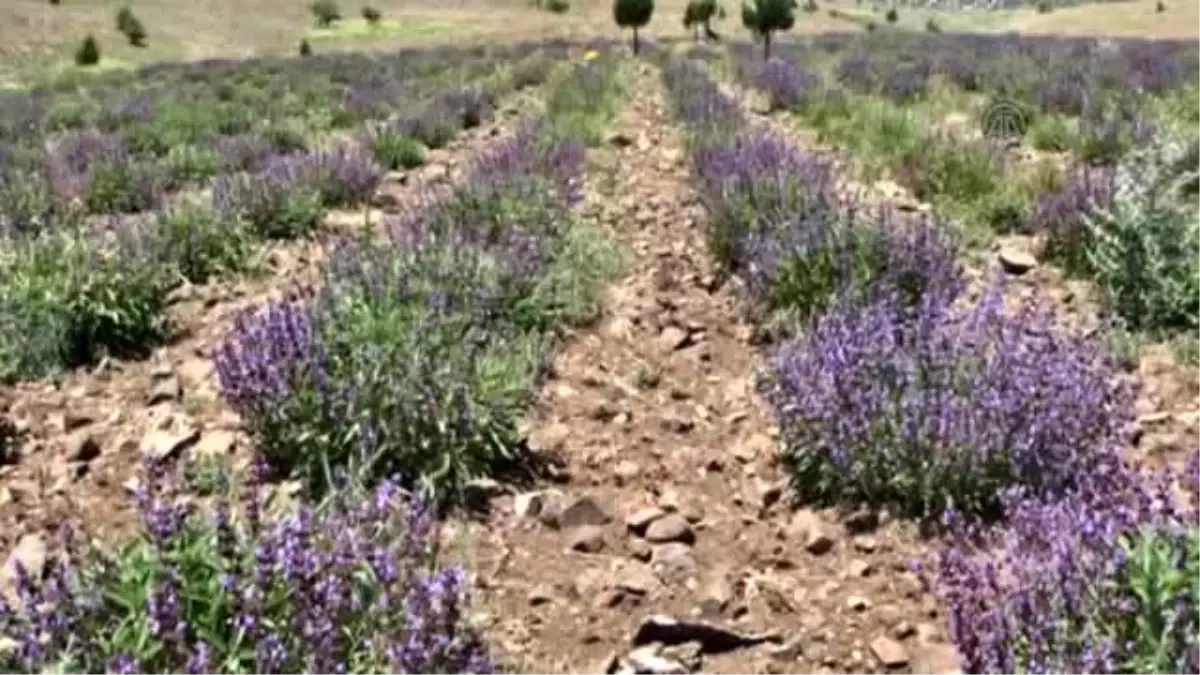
741 0 795 59
75 34 100 66
613 0 654 54
299 38 313 56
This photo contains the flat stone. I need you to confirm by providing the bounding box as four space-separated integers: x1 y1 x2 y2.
789 509 835 555
566 525 606 553
870 636 910 668
998 247 1038 275
614 562 660 596
139 426 200 461
558 495 613 529
626 506 666 534
644 513 694 545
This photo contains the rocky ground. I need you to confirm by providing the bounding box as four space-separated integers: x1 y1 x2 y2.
458 67 962 675
0 54 1194 675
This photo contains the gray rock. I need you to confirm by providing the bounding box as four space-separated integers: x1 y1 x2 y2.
556 494 613 529
626 506 667 534
614 562 659 596
870 636 909 668
633 615 779 653
788 509 835 555
998 247 1038 275
566 525 606 553
644 513 695 544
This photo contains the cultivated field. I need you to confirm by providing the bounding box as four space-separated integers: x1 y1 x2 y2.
0 0 1196 673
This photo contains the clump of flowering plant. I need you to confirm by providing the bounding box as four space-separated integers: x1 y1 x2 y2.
762 280 1137 521
925 455 1198 674
0 457 493 674
215 63 618 502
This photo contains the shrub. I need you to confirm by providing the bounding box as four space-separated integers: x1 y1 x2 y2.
215 131 592 499
896 133 1004 207
1156 0 1166 11
884 6 897 21
762 282 1137 521
152 204 256 285
543 56 627 146
1082 132 1200 336
925 16 940 32
754 58 824 111
1028 114 1075 152
74 35 100 67
925 457 1198 674
161 143 221 186
211 164 325 240
0 457 495 673
45 130 164 213
310 0 341 27
803 0 818 12
1029 164 1116 271
613 0 654 54
1036 0 1053 11
369 130 427 170
546 0 570 13
361 4 382 22
0 228 172 381
298 38 313 57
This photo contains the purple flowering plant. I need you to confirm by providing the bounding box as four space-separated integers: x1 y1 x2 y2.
664 57 961 325
215 61 618 501
0 457 494 674
925 456 1199 674
761 279 1137 521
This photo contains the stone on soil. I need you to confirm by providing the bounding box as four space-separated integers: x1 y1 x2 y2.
644 513 694 544
870 636 910 668
566 525 606 553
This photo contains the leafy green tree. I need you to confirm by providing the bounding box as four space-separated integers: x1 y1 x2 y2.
741 0 796 59
683 0 721 41
613 0 654 54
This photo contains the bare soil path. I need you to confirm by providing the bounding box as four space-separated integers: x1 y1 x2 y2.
465 65 959 675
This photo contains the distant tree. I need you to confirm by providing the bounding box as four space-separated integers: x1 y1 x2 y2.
361 5 382 23
1035 0 1052 12
124 16 148 46
74 34 100 66
925 16 940 31
48 0 61 6
1155 0 1165 11
802 0 818 11
613 0 654 54
683 0 720 42
298 38 313 56
547 0 571 13
884 6 897 21
310 0 342 27
741 0 796 60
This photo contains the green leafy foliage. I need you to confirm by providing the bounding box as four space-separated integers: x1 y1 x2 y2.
369 130 427 170
1112 526 1200 674
361 4 382 23
741 0 797 59
0 229 172 381
1082 133 1200 336
152 204 257 285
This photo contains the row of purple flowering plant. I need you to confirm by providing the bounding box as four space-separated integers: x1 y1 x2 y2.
0 46 626 674
0 50 562 384
660 52 1199 673
212 51 622 503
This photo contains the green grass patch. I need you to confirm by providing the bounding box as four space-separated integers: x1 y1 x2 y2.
305 17 460 41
